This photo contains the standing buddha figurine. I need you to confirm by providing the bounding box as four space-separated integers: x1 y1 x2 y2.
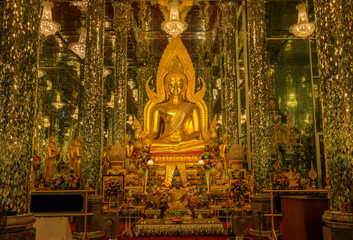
45 136 61 181
74 136 82 176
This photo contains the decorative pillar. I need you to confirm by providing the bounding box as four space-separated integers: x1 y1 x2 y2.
113 1 130 147
247 0 271 193
247 0 273 236
81 0 105 189
314 1 353 239
0 0 40 239
137 65 149 122
219 1 238 149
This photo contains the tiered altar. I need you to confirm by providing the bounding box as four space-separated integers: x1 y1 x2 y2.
101 37 250 236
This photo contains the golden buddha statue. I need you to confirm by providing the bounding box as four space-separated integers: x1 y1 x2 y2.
133 37 217 184
134 37 217 154
45 136 61 181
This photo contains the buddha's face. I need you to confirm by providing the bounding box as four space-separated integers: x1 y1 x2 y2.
168 76 184 96
174 177 182 189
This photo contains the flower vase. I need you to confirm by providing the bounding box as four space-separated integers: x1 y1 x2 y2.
205 169 210 193
144 168 148 194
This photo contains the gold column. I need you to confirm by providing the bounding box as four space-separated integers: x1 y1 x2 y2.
247 0 271 193
219 1 238 148
0 0 41 214
314 0 353 212
113 1 130 148
81 0 105 188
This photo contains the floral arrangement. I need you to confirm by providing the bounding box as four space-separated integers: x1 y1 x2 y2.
33 156 41 171
201 145 217 170
272 173 290 189
195 194 210 209
136 146 152 171
342 201 353 213
152 185 168 203
299 177 311 189
34 174 51 191
105 179 123 196
187 194 196 210
56 160 67 173
231 178 248 195
52 172 81 190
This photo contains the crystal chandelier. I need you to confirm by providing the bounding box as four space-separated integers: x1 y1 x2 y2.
69 27 87 59
161 0 188 38
40 1 61 37
289 2 315 39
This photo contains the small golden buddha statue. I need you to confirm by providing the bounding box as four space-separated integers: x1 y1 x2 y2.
167 176 189 209
100 145 112 176
67 140 77 168
73 136 82 176
45 136 61 180
219 133 228 169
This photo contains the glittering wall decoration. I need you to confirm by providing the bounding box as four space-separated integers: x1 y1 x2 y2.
113 1 130 148
314 0 353 212
0 0 41 214
219 1 238 149
247 0 271 193
81 0 104 188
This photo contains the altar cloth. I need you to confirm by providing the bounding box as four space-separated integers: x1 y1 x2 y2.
134 218 224 237
34 217 73 240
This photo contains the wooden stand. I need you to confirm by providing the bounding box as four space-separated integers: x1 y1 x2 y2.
281 196 328 240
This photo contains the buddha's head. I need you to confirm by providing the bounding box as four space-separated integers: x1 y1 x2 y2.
164 56 188 100
174 176 182 189
165 72 187 98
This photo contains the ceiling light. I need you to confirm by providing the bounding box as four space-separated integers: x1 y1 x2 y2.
43 117 50 128
106 92 114 108
72 107 78 120
52 92 64 110
70 1 88 13
103 68 112 78
69 27 87 59
161 0 188 38
289 2 315 39
40 1 61 37
38 70 46 78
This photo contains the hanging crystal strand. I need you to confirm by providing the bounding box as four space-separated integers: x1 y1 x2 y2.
247 0 271 193
219 1 238 149
81 0 105 189
314 0 353 214
0 0 41 214
113 1 131 148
